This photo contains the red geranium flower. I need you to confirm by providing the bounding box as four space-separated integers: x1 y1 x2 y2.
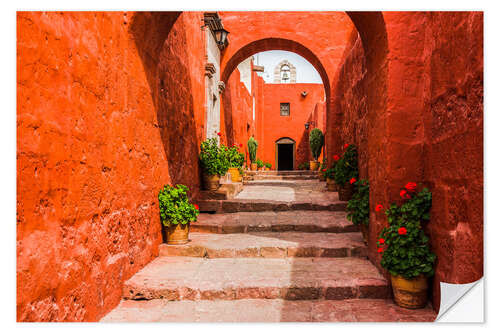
377 247 384 253
378 238 385 244
194 204 199 210
349 177 356 184
333 154 340 161
405 182 417 191
343 144 349 149
217 132 222 136
375 204 383 212
239 143 243 148
399 189 410 199
322 169 326 172
398 227 407 235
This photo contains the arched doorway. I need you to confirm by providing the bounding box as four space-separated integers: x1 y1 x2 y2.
275 137 296 171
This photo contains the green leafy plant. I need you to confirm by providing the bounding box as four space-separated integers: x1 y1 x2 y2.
199 138 229 176
247 137 258 163
346 180 370 226
158 184 199 227
225 145 245 168
325 168 335 180
309 128 324 161
256 159 264 168
333 144 358 186
264 162 272 169
298 162 309 170
377 185 436 279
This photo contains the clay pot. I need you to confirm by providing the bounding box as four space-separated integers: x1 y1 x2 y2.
166 222 190 245
326 178 337 191
391 274 429 309
250 163 257 171
338 183 354 201
202 173 220 191
309 160 320 171
319 172 326 181
360 223 369 244
228 167 240 182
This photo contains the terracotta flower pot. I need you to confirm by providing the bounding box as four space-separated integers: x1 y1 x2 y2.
391 274 429 309
338 183 354 201
166 222 190 245
250 163 257 171
326 178 337 191
309 160 319 171
202 173 220 191
360 223 369 244
228 167 240 182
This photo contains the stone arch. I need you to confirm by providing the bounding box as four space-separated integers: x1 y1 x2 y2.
221 37 330 102
273 60 297 83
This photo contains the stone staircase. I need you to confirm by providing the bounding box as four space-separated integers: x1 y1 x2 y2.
102 176 437 322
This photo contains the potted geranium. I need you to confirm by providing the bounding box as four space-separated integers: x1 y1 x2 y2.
199 138 229 190
333 144 358 201
264 162 272 171
247 137 258 171
158 184 200 244
309 128 324 171
346 179 369 243
376 183 436 309
319 158 327 181
325 168 336 191
226 144 245 182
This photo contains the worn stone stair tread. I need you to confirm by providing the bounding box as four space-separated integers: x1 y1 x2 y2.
123 256 390 301
101 298 437 322
197 198 347 213
245 170 318 176
243 179 323 187
159 232 367 258
192 211 358 233
248 175 319 180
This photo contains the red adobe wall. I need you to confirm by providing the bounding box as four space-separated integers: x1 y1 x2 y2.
17 11 206 321
334 12 483 311
256 83 325 169
222 68 254 152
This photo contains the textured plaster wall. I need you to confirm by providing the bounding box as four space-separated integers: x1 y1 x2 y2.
334 11 483 311
17 11 206 321
257 83 325 169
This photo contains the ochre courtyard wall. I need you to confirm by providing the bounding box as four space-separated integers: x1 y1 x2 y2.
17 11 206 321
333 11 483 311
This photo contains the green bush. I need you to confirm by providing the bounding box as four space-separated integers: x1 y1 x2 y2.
256 159 264 168
378 186 436 279
199 138 229 176
158 184 199 227
225 145 245 168
333 144 358 186
247 137 258 163
325 168 335 180
347 180 370 226
298 162 309 170
309 128 324 161
264 162 272 169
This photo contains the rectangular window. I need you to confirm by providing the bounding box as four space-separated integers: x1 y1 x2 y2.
280 103 290 116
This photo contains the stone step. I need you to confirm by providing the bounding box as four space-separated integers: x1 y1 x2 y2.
197 199 346 213
159 232 367 258
243 179 325 187
198 183 243 200
245 170 318 176
101 298 437 322
192 211 357 234
245 175 319 181
122 257 390 301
